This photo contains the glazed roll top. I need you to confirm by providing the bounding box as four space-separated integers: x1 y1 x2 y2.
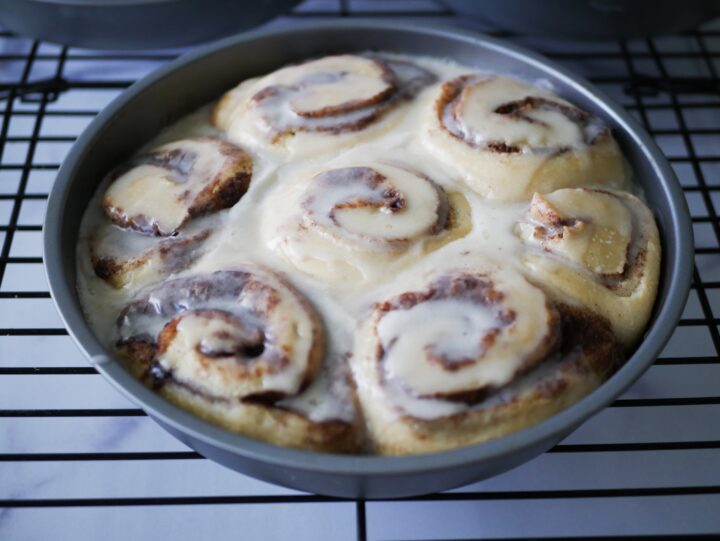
423 75 627 200
355 267 563 421
517 188 661 347
375 271 560 406
116 268 324 400
302 163 448 251
440 75 606 152
103 136 253 236
212 54 436 155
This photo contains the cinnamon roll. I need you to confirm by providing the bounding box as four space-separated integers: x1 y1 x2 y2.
212 54 436 157
263 160 471 284
103 136 252 237
421 75 627 201
517 187 661 348
115 268 361 453
91 137 253 288
352 267 623 455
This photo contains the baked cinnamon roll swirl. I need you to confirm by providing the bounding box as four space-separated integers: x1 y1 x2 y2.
115 268 361 452
91 137 253 289
212 54 436 156
422 75 627 201
265 160 471 284
103 136 252 237
353 267 623 455
517 188 661 348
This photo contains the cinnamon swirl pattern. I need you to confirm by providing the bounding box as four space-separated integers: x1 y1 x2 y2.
422 75 628 200
116 268 361 452
212 54 436 156
517 188 661 348
265 160 471 284
353 268 623 455
90 137 252 288
103 136 252 236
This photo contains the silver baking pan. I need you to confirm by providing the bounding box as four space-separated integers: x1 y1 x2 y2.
43 21 693 499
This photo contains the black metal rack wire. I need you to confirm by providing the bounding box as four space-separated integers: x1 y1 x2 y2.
0 1 719 539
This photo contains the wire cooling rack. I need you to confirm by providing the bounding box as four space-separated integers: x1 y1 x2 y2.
1 1 719 539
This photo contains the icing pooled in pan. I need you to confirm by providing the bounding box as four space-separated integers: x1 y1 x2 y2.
77 53 660 455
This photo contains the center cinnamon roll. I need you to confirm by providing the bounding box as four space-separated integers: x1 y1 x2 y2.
265 160 470 284
212 54 436 156
422 75 627 200
303 164 448 251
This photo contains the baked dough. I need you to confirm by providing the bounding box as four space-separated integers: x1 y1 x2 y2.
212 54 435 158
352 267 622 455
103 136 252 236
116 268 362 453
421 75 628 201
517 188 661 348
262 158 472 286
91 136 252 289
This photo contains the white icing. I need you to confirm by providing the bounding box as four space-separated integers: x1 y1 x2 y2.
103 137 246 235
215 53 435 159
378 282 550 398
118 268 319 398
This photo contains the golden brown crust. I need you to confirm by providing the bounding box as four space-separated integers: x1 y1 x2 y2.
153 383 363 453
186 137 253 218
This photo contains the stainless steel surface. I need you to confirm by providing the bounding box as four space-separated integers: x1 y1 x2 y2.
42 20 691 499
1 1 718 537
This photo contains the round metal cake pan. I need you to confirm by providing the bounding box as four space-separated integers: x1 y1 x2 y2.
44 21 693 499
